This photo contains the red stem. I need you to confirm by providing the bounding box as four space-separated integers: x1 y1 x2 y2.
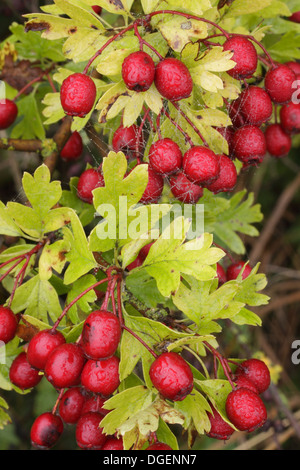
203 341 235 388
163 109 194 147
172 101 208 147
135 108 150 163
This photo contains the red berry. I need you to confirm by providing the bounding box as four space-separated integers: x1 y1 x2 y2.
102 437 124 450
216 126 235 155
0 99 18 130
139 166 164 204
149 352 194 401
169 171 203 204
235 358 271 395
232 125 267 166
225 388 267 432
149 138 182 176
206 405 235 440
60 73 97 117
239 86 273 126
154 58 193 101
216 263 227 286
280 102 300 134
59 387 86 424
265 123 292 158
122 51 155 92
226 261 252 281
205 154 237 194
112 124 140 156
27 329 66 371
81 310 121 360
228 97 245 129
286 61 300 78
183 146 220 185
223 36 258 79
81 356 120 396
92 5 102 15
233 375 259 394
146 442 173 450
0 306 18 344
44 343 85 389
289 11 300 23
265 65 296 104
77 168 105 204
9 352 43 390
81 395 109 416
76 412 107 450
30 412 63 449
60 131 83 161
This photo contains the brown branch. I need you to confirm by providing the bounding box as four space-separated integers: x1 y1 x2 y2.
0 138 42 153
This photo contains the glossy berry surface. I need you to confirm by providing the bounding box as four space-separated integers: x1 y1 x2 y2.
60 73 96 117
122 51 155 92
102 437 124 450
149 352 194 401
9 352 43 390
146 442 173 450
81 356 120 396
30 412 63 449
169 171 203 204
226 261 252 281
92 5 102 14
154 58 193 101
223 36 258 79
27 329 66 371
232 125 267 165
183 146 220 185
205 154 237 194
60 131 83 161
76 412 107 450
239 86 273 126
81 310 122 360
265 65 296 104
149 138 182 176
112 124 139 156
81 395 109 416
225 388 267 432
233 375 259 394
280 102 300 134
206 406 235 440
44 343 85 389
0 99 18 130
77 168 105 204
59 387 86 424
139 166 164 204
265 124 292 158
286 61 300 78
235 358 271 395
0 306 18 344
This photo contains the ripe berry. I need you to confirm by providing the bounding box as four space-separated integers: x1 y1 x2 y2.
216 126 235 155
290 11 300 22
205 154 237 194
154 58 193 101
225 388 267 432
9 352 43 390
44 343 85 389
77 168 105 204
60 131 83 161
265 124 292 158
112 124 140 156
231 125 267 166
81 310 121 360
182 146 220 185
76 412 107 449
206 405 235 440
60 73 97 117
149 352 194 401
59 387 86 424
30 412 63 449
122 51 155 92
81 395 109 416
169 171 203 204
239 86 273 126
149 138 182 176
280 102 300 134
27 329 66 371
0 99 18 130
226 261 252 281
92 5 102 15
265 65 296 104
139 166 164 204
146 442 173 450
102 437 124 450
216 263 227 286
233 375 259 394
235 358 271 395
223 36 258 79
81 356 120 396
0 306 18 344
228 97 245 129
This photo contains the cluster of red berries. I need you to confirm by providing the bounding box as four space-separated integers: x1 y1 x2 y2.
216 260 252 286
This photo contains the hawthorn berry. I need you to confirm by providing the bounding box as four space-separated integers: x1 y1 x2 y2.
223 36 258 79
231 125 267 166
122 51 155 92
59 387 86 424
225 388 267 432
60 73 97 117
60 131 83 161
226 261 252 281
264 65 296 104
216 263 227 286
81 355 120 396
77 168 105 204
27 328 66 371
265 124 292 158
44 343 85 389
286 61 300 78
290 11 300 22
112 124 140 156
205 154 237 194
102 437 124 450
92 5 102 15
9 352 43 390
81 395 109 416
182 146 220 186
216 126 235 155
235 358 271 395
233 375 259 394
145 442 173 450
81 310 122 360
154 58 193 101
30 412 64 449
0 99 18 130
149 138 183 176
75 412 107 450
206 405 235 441
280 102 300 134
149 352 194 401
0 306 18 344
169 171 203 204
228 97 245 129
238 86 273 126
139 166 164 204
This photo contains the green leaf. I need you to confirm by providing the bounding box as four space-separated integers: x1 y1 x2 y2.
174 389 212 436
65 274 97 324
156 15 208 52
225 0 273 16
10 94 45 141
39 239 70 281
0 202 25 238
196 379 233 424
